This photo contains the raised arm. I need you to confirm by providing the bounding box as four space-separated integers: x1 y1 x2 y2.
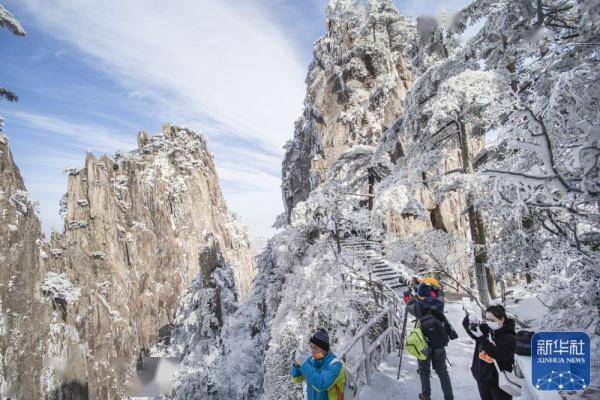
478 334 516 363
299 358 342 391
462 315 478 340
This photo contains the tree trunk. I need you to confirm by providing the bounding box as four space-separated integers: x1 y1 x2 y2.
522 216 534 284
535 0 544 27
335 221 341 254
486 266 498 299
368 173 375 210
458 119 496 303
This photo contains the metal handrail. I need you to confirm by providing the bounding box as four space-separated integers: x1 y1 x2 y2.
338 306 392 360
336 235 408 392
338 272 406 392
341 268 403 310
337 303 404 389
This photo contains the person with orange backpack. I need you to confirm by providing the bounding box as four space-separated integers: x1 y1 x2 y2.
403 276 444 304
406 283 457 400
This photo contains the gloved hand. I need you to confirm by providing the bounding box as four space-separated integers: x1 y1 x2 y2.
462 315 470 329
479 323 491 336
294 349 309 367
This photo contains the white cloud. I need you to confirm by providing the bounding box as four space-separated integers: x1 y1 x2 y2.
4 110 135 153
17 0 306 154
12 0 308 239
219 165 283 240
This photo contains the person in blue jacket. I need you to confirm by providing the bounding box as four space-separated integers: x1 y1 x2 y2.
290 329 346 400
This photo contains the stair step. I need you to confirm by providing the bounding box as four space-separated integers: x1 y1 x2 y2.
379 276 402 282
374 272 401 278
376 278 402 284
373 270 392 274
372 266 392 271
372 266 395 272
346 246 380 250
373 271 394 276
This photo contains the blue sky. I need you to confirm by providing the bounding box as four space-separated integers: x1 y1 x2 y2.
0 0 471 240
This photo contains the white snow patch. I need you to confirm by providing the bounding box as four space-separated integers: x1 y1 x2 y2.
41 272 80 303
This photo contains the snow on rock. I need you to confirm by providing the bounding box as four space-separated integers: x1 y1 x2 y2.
281 0 420 219
0 125 53 400
41 272 80 303
2 124 256 399
9 190 37 217
37 125 256 398
89 250 108 260
2 0 599 399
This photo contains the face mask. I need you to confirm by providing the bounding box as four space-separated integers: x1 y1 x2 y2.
487 321 502 331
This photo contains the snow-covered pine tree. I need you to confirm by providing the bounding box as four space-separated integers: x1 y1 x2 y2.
0 4 25 129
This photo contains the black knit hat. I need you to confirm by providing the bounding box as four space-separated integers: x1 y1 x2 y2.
309 329 330 352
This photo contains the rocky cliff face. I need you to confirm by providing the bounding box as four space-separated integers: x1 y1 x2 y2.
281 0 458 221
0 133 53 399
0 125 256 399
281 0 415 219
281 0 467 237
44 125 255 399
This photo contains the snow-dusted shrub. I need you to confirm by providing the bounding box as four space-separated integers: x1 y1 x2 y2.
41 272 80 303
259 237 376 400
40 272 80 320
214 223 378 400
388 230 472 290
215 228 309 399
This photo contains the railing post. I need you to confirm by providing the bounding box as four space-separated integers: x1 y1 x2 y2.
388 306 394 352
362 334 372 385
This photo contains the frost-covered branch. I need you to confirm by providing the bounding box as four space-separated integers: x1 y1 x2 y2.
0 4 26 36
0 88 18 102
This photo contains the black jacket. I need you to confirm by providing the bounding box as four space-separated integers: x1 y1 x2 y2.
407 297 450 349
462 317 516 386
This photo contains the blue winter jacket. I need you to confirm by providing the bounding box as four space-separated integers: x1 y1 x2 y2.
415 296 445 316
290 350 345 400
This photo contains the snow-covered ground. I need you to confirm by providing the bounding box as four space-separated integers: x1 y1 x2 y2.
359 298 533 400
